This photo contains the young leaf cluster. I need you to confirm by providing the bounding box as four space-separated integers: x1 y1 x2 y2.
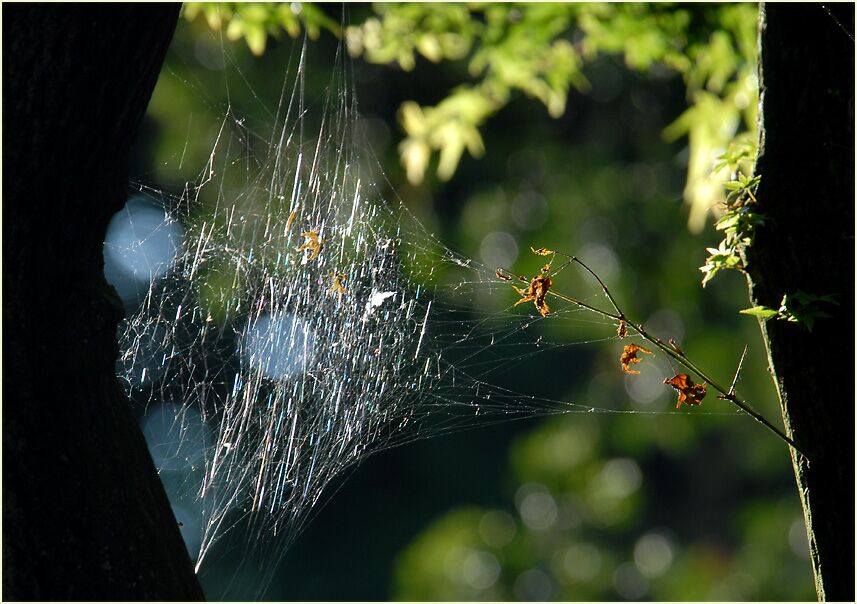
347 3 588 185
183 2 339 56
700 139 763 287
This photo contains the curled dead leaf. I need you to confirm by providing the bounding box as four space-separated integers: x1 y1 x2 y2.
664 373 707 408
620 343 652 374
514 272 552 317
330 272 347 297
297 231 323 260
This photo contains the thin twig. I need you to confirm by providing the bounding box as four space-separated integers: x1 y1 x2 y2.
549 291 621 321
526 250 809 460
553 252 625 318
722 344 749 398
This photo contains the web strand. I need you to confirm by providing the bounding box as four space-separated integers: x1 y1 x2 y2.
113 33 749 599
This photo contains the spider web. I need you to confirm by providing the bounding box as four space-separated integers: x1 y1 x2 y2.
108 30 739 599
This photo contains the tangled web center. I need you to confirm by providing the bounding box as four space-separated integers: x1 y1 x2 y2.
109 40 650 598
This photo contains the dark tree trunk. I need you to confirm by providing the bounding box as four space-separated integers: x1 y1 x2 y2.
3 5 204 600
749 4 854 600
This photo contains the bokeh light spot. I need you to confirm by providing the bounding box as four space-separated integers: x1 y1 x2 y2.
613 562 649 600
516 483 558 531
514 568 553 601
562 542 602 583
598 458 642 499
480 231 519 270
577 242 619 282
104 196 184 306
633 531 674 578
142 404 209 472
478 510 517 548
624 362 667 406
462 550 501 590
510 191 549 231
240 311 316 380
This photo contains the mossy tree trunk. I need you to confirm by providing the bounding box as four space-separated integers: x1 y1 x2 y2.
3 5 204 599
748 4 854 600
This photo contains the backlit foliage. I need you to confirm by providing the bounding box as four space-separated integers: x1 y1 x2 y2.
188 3 759 231
346 3 759 231
183 2 339 55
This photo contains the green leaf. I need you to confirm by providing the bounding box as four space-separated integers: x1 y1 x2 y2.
715 212 740 230
243 23 267 56
700 266 721 288
739 306 780 319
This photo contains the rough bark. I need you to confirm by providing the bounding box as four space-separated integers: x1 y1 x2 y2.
3 5 204 600
749 4 854 600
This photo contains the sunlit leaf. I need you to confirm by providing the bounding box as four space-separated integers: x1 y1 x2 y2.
739 306 780 319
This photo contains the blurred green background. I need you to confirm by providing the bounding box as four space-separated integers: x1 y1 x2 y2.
131 3 814 600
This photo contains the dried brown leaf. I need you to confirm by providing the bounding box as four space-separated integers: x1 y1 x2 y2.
330 272 347 297
297 230 323 260
513 273 552 317
620 343 652 374
664 373 707 408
